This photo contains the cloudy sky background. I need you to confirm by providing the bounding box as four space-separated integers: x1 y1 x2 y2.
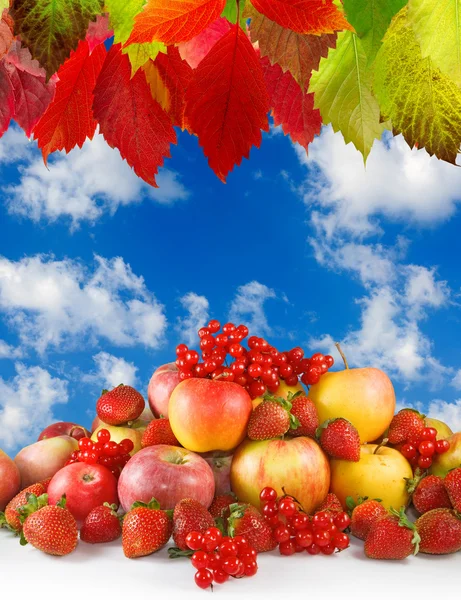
1 121 461 454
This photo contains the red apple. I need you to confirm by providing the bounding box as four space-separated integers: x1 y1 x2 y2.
200 451 233 496
230 437 330 514
169 379 253 452
0 449 21 511
38 422 90 442
14 436 79 488
147 362 181 418
118 445 215 512
47 463 118 528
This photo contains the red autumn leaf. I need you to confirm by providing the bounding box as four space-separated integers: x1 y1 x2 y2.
186 24 270 182
33 40 106 163
93 44 176 187
260 56 321 151
178 16 232 69
250 0 352 35
86 14 113 53
0 41 56 137
127 0 226 46
0 62 14 135
0 9 13 60
153 45 193 131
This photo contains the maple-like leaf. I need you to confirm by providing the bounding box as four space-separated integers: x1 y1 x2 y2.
343 0 407 64
11 0 104 79
127 0 226 46
407 0 461 88
178 17 232 68
261 56 321 151
0 61 15 135
221 0 246 26
86 14 112 53
309 30 386 160
93 44 176 186
374 7 461 164
245 3 336 90
250 0 353 35
0 8 13 60
0 41 56 137
186 24 269 182
143 59 170 114
33 40 106 162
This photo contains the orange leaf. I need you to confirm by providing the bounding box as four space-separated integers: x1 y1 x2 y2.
250 0 353 35
93 44 176 187
186 24 270 182
33 40 106 162
127 0 226 46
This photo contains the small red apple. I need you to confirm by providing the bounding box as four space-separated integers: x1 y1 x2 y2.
0 449 21 511
118 444 215 512
38 422 90 442
147 362 181 418
47 463 118 528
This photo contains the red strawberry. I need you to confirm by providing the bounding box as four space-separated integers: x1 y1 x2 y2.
209 493 236 520
288 392 319 438
416 508 461 554
172 498 214 550
80 503 122 544
247 395 298 441
316 493 343 515
388 409 425 445
227 503 277 553
141 418 180 448
96 384 145 426
21 496 78 556
39 477 52 492
408 474 452 514
122 498 172 558
348 497 388 541
0 483 48 532
443 467 461 511
364 508 420 559
316 418 360 462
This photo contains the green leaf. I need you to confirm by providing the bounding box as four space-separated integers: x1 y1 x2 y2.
221 0 246 26
374 7 461 164
309 30 387 160
343 0 407 64
11 0 104 79
407 0 461 88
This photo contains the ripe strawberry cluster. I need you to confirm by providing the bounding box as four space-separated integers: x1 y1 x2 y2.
185 528 258 589
399 427 450 470
260 487 350 556
65 429 134 479
175 320 334 399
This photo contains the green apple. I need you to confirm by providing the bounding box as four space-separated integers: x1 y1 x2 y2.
91 424 143 455
430 432 461 478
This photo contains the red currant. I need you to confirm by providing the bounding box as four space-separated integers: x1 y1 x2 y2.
176 343 188 356
419 440 435 457
222 323 236 334
244 560 258 577
273 525 291 544
334 512 351 531
279 540 296 556
417 455 433 469
288 347 304 362
78 437 92 451
186 531 203 551
295 529 314 548
195 569 213 589
212 569 229 584
306 543 321 555
292 513 310 530
321 542 336 555
221 556 241 575
334 532 350 550
239 547 257 561
313 529 331 547
219 541 238 558
119 438 134 454
420 427 437 441
400 443 418 460
202 527 222 551
278 498 297 518
324 355 334 368
208 319 221 333
191 551 209 570
435 439 450 454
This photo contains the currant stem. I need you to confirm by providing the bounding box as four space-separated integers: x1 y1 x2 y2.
335 342 349 370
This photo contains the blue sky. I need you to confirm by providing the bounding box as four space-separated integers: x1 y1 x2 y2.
1 120 461 455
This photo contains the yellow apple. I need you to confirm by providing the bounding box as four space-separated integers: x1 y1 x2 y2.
252 380 305 410
308 366 395 443
91 425 143 456
430 432 461 478
330 444 413 511
424 417 453 440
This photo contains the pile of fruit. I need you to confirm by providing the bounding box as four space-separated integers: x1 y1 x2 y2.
1 319 461 591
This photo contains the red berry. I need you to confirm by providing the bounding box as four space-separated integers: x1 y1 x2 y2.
418 455 433 469
334 532 350 550
324 355 334 368
278 498 296 518
279 540 296 556
259 487 277 503
186 532 203 551
274 525 291 544
222 323 236 334
176 343 188 356
312 511 333 529
97 429 111 444
401 443 418 460
284 374 299 387
208 319 221 333
239 547 257 562
435 439 450 454
306 543 321 555
334 512 351 531
313 529 331 547
305 366 320 385
202 527 222 552
292 513 310 530
219 540 238 558
195 569 213 589
244 560 258 577
321 542 336 555
288 347 304 362
213 569 229 584
191 551 209 570
419 440 436 457
262 501 278 518
119 438 134 454
295 529 313 548
221 556 241 575
420 427 437 441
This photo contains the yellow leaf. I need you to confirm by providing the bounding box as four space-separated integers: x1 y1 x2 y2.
143 59 170 114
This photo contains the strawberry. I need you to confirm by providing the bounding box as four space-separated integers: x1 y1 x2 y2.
416 508 461 554
247 395 298 441
172 498 214 550
388 408 425 445
287 392 319 438
364 508 420 559
0 483 48 532
96 384 145 426
80 503 122 544
122 498 172 558
21 495 78 556
316 493 343 515
227 503 277 553
141 418 180 448
316 418 360 462
347 497 388 541
39 477 52 492
443 467 461 511
209 493 236 521
408 474 452 514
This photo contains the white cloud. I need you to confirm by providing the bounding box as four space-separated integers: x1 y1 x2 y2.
2 131 189 229
229 281 276 336
86 352 138 389
0 126 34 164
176 292 209 346
0 340 22 359
451 370 461 390
403 265 450 316
0 254 167 354
425 399 461 433
0 363 68 450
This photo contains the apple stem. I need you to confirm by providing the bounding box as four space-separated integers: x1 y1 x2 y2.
335 342 349 369
214 372 230 381
373 438 389 455
68 425 87 438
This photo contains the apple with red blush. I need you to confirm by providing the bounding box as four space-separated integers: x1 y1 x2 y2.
38 422 90 442
147 363 181 418
0 449 21 511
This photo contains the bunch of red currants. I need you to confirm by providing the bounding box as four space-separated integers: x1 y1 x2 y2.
175 320 334 399
399 427 450 470
260 487 351 556
64 429 134 479
185 527 258 589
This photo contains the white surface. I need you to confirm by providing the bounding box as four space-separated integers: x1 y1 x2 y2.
1 532 459 599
